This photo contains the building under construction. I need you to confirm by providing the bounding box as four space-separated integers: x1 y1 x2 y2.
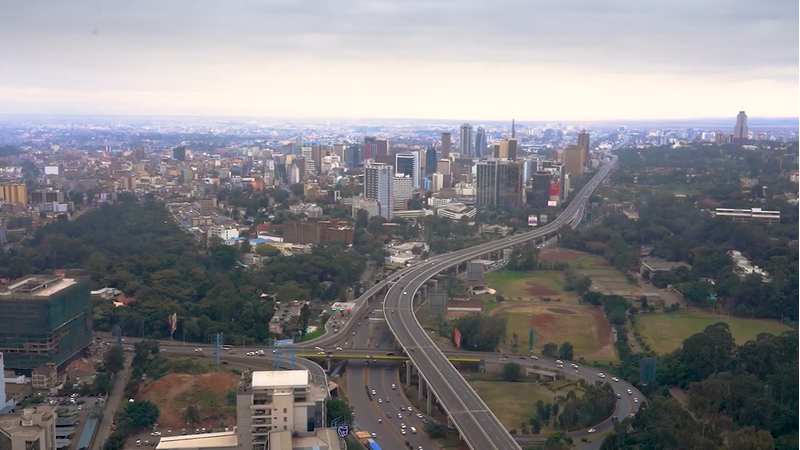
0 275 92 371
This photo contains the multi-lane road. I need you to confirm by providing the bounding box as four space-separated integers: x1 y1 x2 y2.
383 157 617 450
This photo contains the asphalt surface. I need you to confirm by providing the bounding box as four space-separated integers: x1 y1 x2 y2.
92 355 133 450
383 156 617 450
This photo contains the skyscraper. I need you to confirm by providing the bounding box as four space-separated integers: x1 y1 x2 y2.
364 162 393 219
564 145 585 177
578 129 590 164
425 146 438 176
493 138 518 160
395 152 420 189
364 136 379 160
475 127 487 158
476 159 524 210
440 132 452 158
375 138 389 157
345 144 360 168
733 110 749 144
459 124 474 158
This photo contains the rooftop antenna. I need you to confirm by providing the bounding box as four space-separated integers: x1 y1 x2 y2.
511 119 516 139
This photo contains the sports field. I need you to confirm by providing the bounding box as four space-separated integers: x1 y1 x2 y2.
634 311 793 354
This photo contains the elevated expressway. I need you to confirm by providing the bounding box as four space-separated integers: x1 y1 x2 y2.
383 157 617 450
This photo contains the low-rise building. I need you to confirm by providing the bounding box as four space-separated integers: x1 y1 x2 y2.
712 207 780 224
434 203 476 221
0 406 57 450
729 250 771 281
32 363 58 390
639 257 692 277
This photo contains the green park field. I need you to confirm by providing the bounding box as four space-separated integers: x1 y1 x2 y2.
634 311 793 354
484 270 578 303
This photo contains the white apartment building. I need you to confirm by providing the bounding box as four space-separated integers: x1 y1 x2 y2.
0 406 56 450
236 370 327 450
208 225 239 241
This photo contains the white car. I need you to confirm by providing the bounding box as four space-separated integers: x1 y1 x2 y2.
378 399 382 403
627 389 632 395
401 423 407 429
598 373 606 378
401 429 406 435
391 384 396 390
612 377 619 382
588 428 596 433
556 360 563 364
336 347 343 351
371 390 377 395
634 398 639 403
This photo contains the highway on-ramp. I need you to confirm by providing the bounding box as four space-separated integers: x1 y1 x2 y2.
383 157 617 450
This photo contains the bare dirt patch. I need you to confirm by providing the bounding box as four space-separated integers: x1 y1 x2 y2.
525 282 559 296
580 306 616 361
531 313 557 328
548 307 576 315
138 372 239 430
538 249 585 264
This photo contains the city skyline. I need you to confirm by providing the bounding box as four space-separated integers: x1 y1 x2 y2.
0 1 797 120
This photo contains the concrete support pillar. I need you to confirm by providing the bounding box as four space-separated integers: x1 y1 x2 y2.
405 361 412 387
426 389 433 415
418 377 425 400
326 359 331 371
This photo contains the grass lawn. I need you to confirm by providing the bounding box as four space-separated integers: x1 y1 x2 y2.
485 270 579 303
568 254 609 269
634 311 793 354
470 380 582 433
661 186 702 196
500 304 599 355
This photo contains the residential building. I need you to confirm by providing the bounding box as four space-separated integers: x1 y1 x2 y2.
0 275 92 370
563 145 585 177
712 208 780 225
475 159 523 210
459 124 474 158
208 226 239 242
0 406 56 450
235 370 327 450
29 190 65 204
288 203 323 218
0 184 27 205
392 175 413 210
364 163 393 219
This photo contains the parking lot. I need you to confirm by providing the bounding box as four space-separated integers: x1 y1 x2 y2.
49 393 105 450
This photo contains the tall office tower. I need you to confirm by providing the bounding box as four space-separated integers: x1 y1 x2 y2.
733 110 749 144
345 144 360 168
332 143 346 159
0 184 27 205
395 152 421 189
528 172 552 208
521 158 539 185
311 145 322 172
375 138 389 157
476 160 523 210
459 124 474 158
425 146 438 176
440 132 452 157
578 128 590 164
393 175 413 210
493 138 519 160
0 275 92 370
431 172 444 192
172 146 186 161
364 136 379 160
364 162 394 219
474 127 487 158
563 145 585 177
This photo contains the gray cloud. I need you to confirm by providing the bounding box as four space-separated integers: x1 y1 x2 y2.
0 0 796 92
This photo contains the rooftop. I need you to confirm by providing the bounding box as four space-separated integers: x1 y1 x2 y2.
0 275 77 298
252 370 309 389
156 431 238 449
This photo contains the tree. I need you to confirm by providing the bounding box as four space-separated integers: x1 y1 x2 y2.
124 401 160 430
299 303 312 337
558 342 574 361
104 346 125 374
542 343 558 358
451 314 507 352
255 244 281 257
424 421 445 438
184 405 201 425
325 398 352 426
528 417 542 434
503 362 522 382
581 291 603 307
93 372 113 394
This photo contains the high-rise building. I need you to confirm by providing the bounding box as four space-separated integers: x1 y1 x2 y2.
393 175 413 210
476 159 523 210
364 136 379 160
475 127 487 158
172 146 186 161
395 152 420 189
345 144 360 168
564 145 585 177
375 138 389 157
493 139 519 160
733 110 749 144
459 124 474 158
0 275 92 370
425 146 438 176
521 157 539 185
431 172 444 192
235 370 328 450
364 163 393 219
528 172 552 208
440 132 452 158
0 184 27 205
578 129 590 164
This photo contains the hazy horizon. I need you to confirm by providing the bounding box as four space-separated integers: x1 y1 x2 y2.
1 1 797 120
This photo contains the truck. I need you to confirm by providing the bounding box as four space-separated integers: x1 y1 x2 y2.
366 439 381 450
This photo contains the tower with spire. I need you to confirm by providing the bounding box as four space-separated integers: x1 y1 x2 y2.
512 119 516 138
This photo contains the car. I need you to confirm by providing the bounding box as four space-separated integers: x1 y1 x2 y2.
371 390 377 395
401 423 407 429
588 428 596 433
556 360 563 364
271 349 277 354
612 377 619 382
404 291 407 295
627 389 632 395
336 347 343 351
378 399 382 403
385 398 390 403
358 322 362 326
598 373 606 378
391 310 394 313
407 406 412 412
519 355 526 359
317 352 325 355
391 384 396 390
400 406 405 411
378 418 382 423
401 429 406 435
571 363 578 368
557 364 563 368
617 393 622 398
151 432 161 436
136 440 142 446
314 347 323 351
531 355 539 360
352 331 356 336
387 412 392 418
398 413 403 418
371 432 377 438
634 398 639 403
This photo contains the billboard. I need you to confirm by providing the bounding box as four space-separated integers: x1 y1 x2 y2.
540 214 548 224
527 215 538 227
454 329 462 348
550 182 560 196
275 339 294 347
547 201 558 207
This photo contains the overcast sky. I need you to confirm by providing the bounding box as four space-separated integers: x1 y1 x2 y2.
0 0 796 121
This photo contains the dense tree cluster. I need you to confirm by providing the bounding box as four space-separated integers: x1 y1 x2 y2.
2 198 365 343
450 314 507 352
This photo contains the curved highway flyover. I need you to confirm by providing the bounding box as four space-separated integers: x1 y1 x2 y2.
383 157 617 450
